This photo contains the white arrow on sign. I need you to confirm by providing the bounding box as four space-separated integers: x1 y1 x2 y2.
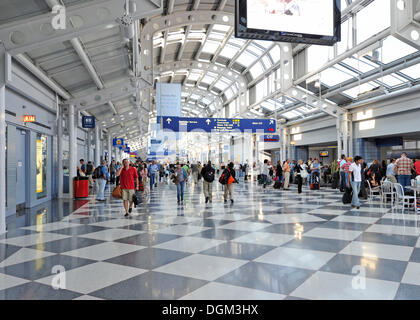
166 118 172 124
269 120 274 124
206 119 211 125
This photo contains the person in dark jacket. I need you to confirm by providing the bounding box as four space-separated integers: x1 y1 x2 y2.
223 162 236 204
201 161 216 203
276 160 283 183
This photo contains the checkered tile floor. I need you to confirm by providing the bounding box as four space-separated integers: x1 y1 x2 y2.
1 178 420 300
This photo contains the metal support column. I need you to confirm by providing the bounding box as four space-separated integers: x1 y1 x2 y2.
57 104 63 198
337 115 343 158
0 50 10 234
107 134 111 162
68 104 76 198
95 125 100 166
86 130 91 162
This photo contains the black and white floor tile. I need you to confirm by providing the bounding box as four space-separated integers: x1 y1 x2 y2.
1 179 420 300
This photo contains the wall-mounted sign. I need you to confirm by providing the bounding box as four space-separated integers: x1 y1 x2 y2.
82 116 95 128
23 115 36 122
260 135 280 142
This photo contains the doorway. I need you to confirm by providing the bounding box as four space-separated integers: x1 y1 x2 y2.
16 128 27 210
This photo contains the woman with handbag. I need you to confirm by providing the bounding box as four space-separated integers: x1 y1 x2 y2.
222 162 237 204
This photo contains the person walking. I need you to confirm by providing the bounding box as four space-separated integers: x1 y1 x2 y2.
148 160 159 190
295 160 305 194
86 161 94 188
201 161 215 203
77 159 87 177
386 158 397 183
171 163 187 204
275 160 283 183
109 159 116 184
347 156 363 209
95 160 109 201
283 159 291 190
116 159 140 217
261 159 269 189
395 152 414 192
223 162 236 204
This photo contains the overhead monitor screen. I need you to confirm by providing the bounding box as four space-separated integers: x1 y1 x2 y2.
235 0 341 46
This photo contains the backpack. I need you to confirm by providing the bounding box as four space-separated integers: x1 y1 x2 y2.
219 170 229 185
203 167 215 182
86 164 93 175
93 166 103 179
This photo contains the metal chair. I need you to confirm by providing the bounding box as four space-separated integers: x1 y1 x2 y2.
393 183 415 213
381 180 395 204
366 179 381 201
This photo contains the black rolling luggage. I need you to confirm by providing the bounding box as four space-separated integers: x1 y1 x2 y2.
342 187 353 204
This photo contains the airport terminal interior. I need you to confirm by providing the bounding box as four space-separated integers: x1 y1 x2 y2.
2 0 420 301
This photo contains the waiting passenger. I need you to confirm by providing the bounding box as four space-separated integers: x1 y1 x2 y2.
283 159 291 190
171 163 187 204
295 160 305 194
386 158 397 183
95 160 109 202
86 161 94 188
395 152 414 192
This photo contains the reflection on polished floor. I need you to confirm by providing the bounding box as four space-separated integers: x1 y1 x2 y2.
1 179 420 300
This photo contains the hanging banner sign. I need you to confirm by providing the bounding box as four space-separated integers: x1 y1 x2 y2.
113 138 124 147
161 116 276 133
82 116 95 128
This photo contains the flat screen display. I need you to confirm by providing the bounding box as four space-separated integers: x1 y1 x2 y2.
236 0 341 46
319 151 329 157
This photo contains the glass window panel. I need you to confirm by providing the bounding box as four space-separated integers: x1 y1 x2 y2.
201 74 217 84
337 19 352 55
341 57 376 73
375 74 406 87
225 88 234 100
400 63 420 79
219 44 238 58
307 45 334 72
283 111 301 119
187 72 201 81
214 79 230 91
208 32 226 41
236 51 258 67
249 62 264 78
213 24 231 32
202 40 220 53
262 55 272 69
269 46 280 63
247 45 264 56
342 82 378 98
357 0 390 44
253 40 273 49
320 66 356 87
380 36 417 64
228 38 246 47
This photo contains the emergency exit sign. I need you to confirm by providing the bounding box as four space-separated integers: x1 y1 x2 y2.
23 115 36 122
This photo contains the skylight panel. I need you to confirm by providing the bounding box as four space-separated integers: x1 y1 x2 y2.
400 63 420 79
236 51 257 67
202 40 220 54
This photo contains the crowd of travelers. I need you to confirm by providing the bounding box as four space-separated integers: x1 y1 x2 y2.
75 152 420 216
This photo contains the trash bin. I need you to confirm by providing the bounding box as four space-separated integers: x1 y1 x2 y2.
74 177 89 198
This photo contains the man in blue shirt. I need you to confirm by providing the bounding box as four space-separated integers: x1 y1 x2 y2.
386 158 397 183
311 158 321 184
96 160 109 201
148 160 159 190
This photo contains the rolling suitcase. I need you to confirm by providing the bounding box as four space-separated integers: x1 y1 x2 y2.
274 181 282 189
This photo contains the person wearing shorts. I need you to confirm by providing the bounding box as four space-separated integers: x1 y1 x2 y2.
116 159 139 217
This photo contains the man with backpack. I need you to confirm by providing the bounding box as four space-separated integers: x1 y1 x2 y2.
171 163 188 204
201 161 215 203
93 160 109 201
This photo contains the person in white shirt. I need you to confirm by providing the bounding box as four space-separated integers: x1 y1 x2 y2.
347 156 363 209
261 159 269 188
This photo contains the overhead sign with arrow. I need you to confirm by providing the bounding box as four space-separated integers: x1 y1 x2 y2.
161 116 276 133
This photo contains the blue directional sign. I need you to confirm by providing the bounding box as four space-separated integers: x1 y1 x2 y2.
161 117 276 133
82 116 95 128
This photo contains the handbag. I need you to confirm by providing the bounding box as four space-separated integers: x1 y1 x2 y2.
301 170 308 179
112 186 122 198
